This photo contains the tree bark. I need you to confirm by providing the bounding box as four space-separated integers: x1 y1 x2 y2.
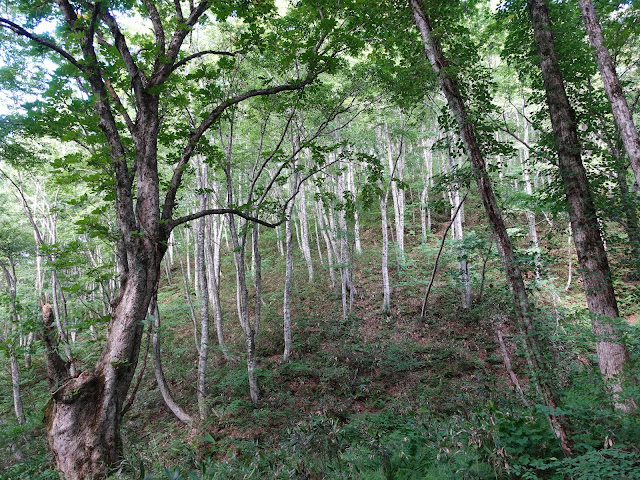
380 191 392 314
579 0 640 187
384 123 406 262
1 258 25 424
527 0 634 411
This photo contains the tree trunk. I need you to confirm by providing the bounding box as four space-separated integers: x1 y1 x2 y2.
150 296 192 424
297 165 314 280
45 259 158 479
520 114 542 279
612 157 640 277
195 159 210 420
445 144 471 309
316 193 336 289
411 0 572 454
206 211 231 360
385 123 406 262
283 194 295 362
578 0 640 187
228 212 261 404
380 192 392 314
1 259 25 424
348 161 363 255
527 0 634 411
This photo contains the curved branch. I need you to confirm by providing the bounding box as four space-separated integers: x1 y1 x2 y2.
169 208 284 230
0 18 82 70
161 76 317 228
170 49 241 73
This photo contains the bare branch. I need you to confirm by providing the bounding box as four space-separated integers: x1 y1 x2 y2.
169 208 283 230
486 113 533 150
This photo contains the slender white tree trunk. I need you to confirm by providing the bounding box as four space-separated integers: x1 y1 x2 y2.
283 196 295 362
206 209 231 360
228 213 260 404
348 161 362 254
194 159 210 420
384 123 405 262
446 146 471 308
314 218 325 266
297 177 314 281
521 118 542 279
380 191 391 313
316 192 337 289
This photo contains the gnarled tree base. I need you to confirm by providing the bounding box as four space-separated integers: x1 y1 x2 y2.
45 370 121 480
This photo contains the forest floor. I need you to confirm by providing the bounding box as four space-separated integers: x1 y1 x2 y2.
3 217 639 479
114 220 607 479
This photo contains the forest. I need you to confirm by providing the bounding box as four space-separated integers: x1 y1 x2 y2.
0 0 639 478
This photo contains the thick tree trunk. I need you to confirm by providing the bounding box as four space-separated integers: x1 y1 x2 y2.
527 0 634 411
45 257 158 479
411 0 572 454
579 0 640 187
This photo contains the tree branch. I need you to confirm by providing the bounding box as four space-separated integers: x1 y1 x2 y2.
170 49 241 73
143 0 166 57
420 188 470 318
0 18 82 70
161 76 317 230
150 0 211 85
169 208 284 230
99 10 147 91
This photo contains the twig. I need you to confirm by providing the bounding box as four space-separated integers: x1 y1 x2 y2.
420 188 469 318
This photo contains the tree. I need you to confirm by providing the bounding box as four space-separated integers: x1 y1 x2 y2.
0 1 367 477
526 0 634 411
578 0 640 187
410 0 571 454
